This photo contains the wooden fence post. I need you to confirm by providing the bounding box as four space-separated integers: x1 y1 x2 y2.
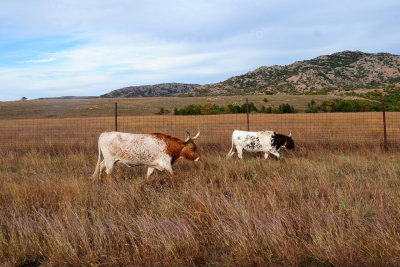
382 98 387 151
115 102 118 132
246 98 250 131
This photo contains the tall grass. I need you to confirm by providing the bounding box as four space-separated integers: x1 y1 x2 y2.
1 144 400 266
2 112 400 150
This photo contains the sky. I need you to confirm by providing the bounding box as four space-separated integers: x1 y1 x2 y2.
0 0 399 101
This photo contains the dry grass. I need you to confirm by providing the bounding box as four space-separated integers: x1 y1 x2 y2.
1 143 400 266
1 113 400 150
0 95 349 119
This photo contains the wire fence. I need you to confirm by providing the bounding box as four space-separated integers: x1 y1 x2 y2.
0 101 399 151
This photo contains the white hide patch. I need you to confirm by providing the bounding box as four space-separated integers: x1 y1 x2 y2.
99 132 171 167
232 130 274 152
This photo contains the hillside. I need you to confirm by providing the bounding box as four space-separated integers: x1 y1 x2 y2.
0 95 343 119
188 51 400 95
101 83 200 98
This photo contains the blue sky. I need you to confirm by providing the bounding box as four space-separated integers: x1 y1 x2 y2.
0 0 399 101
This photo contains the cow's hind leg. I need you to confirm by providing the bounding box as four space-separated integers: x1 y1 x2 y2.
92 160 106 180
104 159 115 182
147 167 155 178
100 160 106 176
237 146 243 159
264 153 269 159
227 145 237 158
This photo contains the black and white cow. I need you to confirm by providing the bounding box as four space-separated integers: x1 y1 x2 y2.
227 130 294 159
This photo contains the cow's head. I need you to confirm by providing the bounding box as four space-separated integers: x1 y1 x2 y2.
284 131 295 150
181 130 201 161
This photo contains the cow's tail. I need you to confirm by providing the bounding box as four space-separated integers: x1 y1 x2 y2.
92 142 102 179
226 137 236 158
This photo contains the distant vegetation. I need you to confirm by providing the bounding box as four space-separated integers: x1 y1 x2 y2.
344 85 400 111
306 85 400 113
173 103 296 115
306 99 382 113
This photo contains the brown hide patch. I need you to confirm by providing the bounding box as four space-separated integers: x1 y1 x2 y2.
180 140 200 161
151 133 200 163
151 133 185 163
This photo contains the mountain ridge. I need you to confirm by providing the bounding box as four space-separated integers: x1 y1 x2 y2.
188 50 400 96
101 83 200 98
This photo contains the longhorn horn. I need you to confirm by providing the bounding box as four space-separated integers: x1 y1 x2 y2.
289 131 293 138
185 131 191 142
192 129 200 140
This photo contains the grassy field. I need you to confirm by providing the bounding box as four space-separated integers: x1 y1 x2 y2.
1 144 400 266
1 112 399 150
0 94 355 119
1 96 399 265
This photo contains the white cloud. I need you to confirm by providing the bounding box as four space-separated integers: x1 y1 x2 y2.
17 57 56 64
0 0 400 100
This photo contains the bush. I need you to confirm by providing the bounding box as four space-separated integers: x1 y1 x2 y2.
276 103 295 113
306 99 382 113
174 102 295 115
306 99 318 113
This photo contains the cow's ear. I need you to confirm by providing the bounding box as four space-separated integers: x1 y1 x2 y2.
289 131 292 138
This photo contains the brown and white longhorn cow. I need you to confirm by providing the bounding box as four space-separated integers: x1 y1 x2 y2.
92 131 200 181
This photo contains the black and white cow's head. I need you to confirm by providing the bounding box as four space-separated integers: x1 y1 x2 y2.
272 131 294 150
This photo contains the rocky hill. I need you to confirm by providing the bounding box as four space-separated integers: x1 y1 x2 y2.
188 51 400 96
101 83 200 98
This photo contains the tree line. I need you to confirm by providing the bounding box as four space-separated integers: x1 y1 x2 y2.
173 102 295 115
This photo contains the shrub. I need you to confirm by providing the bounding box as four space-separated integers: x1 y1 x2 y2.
306 99 382 113
306 99 318 113
174 102 295 115
276 103 295 113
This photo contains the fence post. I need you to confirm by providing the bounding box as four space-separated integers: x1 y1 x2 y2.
246 98 250 131
382 97 387 151
115 102 118 132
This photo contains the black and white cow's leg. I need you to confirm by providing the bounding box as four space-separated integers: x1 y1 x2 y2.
227 144 236 158
237 146 244 159
268 149 280 160
147 167 155 178
264 152 269 159
227 148 235 158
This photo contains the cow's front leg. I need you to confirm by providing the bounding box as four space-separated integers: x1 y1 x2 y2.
264 152 269 159
268 150 280 160
147 167 155 178
164 164 174 176
156 161 174 176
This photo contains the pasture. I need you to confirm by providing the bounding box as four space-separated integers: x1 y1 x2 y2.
0 94 354 119
1 97 400 265
1 144 400 266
